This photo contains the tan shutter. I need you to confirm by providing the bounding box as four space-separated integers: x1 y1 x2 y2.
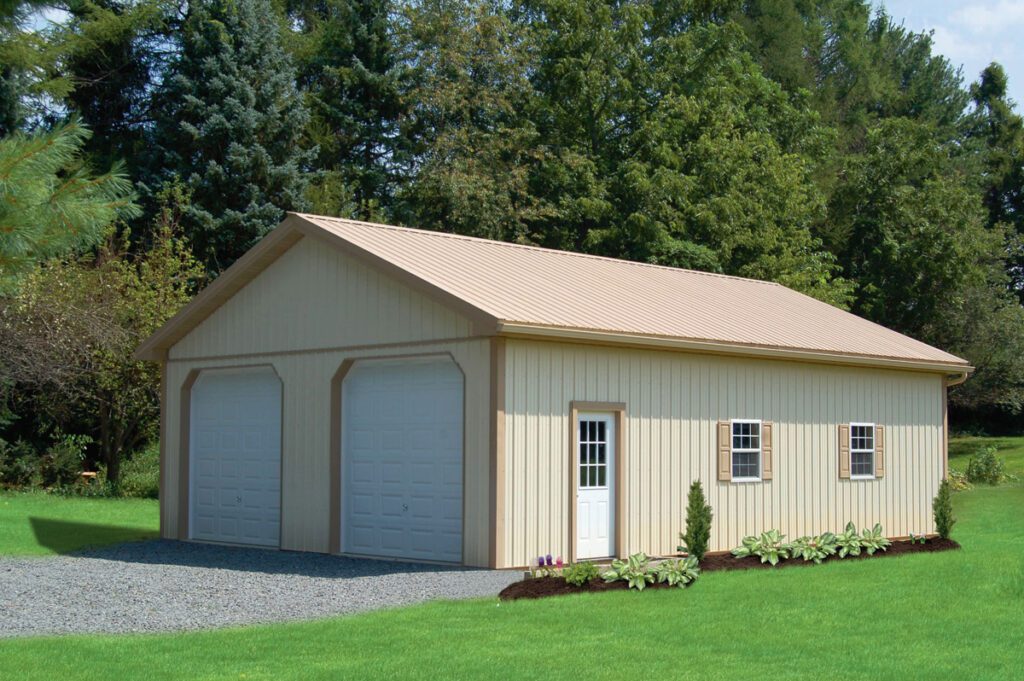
761 422 773 480
717 421 731 481
875 425 885 478
838 424 851 479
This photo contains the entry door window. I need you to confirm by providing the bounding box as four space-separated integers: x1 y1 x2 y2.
579 419 609 488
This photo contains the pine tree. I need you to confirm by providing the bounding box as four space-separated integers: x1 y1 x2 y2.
290 0 406 219
0 121 139 292
678 480 713 561
150 0 313 272
933 479 955 540
965 63 1024 300
61 0 162 172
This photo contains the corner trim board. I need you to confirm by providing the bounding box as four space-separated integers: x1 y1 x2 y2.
490 338 506 568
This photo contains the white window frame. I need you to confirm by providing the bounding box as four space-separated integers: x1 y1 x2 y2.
849 422 876 480
730 418 762 483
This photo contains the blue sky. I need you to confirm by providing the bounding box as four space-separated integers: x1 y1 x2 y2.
879 0 1024 106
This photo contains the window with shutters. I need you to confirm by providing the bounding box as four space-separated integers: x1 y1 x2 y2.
850 423 875 478
731 420 761 481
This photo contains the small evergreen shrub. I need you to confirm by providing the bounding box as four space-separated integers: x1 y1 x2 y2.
965 446 1006 485
677 480 713 561
933 479 956 539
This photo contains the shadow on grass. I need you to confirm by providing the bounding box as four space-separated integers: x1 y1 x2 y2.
29 517 159 555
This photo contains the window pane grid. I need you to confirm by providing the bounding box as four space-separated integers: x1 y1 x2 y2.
850 424 875 477
730 421 761 480
578 419 610 489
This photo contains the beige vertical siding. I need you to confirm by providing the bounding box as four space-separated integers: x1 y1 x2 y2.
501 339 944 568
163 339 492 565
169 236 473 360
161 238 491 566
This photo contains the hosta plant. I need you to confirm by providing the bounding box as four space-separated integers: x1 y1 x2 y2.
655 556 701 588
789 533 838 564
731 529 790 566
563 560 600 586
602 553 656 590
835 522 864 557
860 523 892 555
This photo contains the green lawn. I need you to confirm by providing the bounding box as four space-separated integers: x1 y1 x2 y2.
2 484 1021 680
949 434 1024 478
0 491 158 555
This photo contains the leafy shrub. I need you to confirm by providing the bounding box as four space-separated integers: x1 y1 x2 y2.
655 556 700 588
859 523 892 555
38 434 90 487
789 533 838 564
563 561 600 586
965 446 1006 485
603 553 655 590
947 470 972 491
116 444 160 499
677 480 713 561
933 479 956 539
731 529 790 566
835 522 864 557
0 438 40 487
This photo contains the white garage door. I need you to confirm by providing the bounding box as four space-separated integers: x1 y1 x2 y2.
190 367 281 547
343 357 463 563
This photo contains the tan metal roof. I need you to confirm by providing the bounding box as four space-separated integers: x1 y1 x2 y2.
137 212 970 372
297 213 968 371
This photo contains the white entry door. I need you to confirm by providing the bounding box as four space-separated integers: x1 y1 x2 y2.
576 412 615 559
189 367 281 547
342 357 463 563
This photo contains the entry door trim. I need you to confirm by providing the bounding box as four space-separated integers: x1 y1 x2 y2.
568 401 626 563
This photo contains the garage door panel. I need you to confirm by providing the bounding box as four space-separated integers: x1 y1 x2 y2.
343 358 463 563
190 368 281 547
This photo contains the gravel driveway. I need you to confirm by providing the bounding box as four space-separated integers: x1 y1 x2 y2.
0 540 520 638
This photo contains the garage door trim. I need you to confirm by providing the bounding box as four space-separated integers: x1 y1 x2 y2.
329 352 466 561
178 364 284 545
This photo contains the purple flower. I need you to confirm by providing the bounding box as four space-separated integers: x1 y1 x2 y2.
545 554 553 566
537 556 545 567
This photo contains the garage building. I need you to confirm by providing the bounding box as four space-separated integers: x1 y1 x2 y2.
137 213 971 568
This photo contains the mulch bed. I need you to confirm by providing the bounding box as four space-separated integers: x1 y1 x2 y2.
698 537 960 573
499 538 961 601
500 575 688 600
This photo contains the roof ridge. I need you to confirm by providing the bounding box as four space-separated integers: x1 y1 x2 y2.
294 212 783 287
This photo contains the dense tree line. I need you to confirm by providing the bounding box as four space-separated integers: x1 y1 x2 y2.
3 0 1024 483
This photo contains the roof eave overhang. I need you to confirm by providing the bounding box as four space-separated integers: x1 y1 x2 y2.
496 322 974 376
